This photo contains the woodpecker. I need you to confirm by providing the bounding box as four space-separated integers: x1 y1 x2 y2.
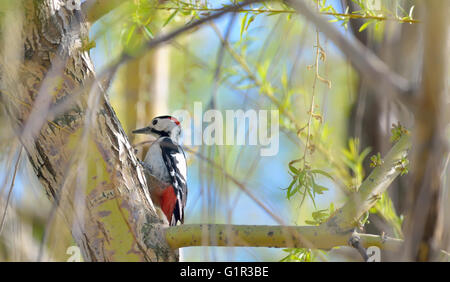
132 115 187 226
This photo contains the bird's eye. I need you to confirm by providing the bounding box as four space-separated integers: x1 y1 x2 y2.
152 119 158 125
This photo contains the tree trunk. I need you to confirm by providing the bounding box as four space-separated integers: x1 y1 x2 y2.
403 0 449 261
0 0 176 261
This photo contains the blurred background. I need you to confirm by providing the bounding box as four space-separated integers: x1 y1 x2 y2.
0 0 446 261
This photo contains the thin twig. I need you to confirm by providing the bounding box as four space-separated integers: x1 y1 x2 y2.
210 23 302 131
152 6 419 24
0 146 22 234
44 0 265 134
208 15 236 109
348 232 369 261
285 0 414 106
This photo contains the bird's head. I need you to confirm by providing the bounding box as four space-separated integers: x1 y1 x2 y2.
132 115 182 142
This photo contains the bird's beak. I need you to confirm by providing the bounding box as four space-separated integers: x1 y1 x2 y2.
132 126 151 134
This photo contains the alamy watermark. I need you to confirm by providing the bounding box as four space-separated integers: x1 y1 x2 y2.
366 246 381 262
172 102 279 157
65 245 381 261
66 246 82 262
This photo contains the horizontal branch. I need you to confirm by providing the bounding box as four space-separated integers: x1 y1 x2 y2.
113 0 264 67
164 136 411 254
81 0 419 24
153 6 419 24
286 0 414 106
165 224 403 251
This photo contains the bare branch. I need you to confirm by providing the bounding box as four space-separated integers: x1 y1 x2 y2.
165 224 403 251
152 6 419 24
112 0 264 69
285 0 414 106
0 147 22 234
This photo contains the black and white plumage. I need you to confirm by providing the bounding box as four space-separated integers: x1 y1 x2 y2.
133 116 187 226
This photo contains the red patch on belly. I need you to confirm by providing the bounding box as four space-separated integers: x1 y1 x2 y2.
160 185 177 223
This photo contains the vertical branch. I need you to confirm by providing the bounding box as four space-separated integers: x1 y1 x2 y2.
403 0 449 261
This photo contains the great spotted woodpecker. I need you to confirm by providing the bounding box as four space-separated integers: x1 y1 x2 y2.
132 116 187 226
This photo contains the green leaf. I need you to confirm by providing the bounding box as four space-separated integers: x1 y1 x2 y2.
305 220 317 225
306 185 316 208
257 60 270 80
143 25 154 39
289 165 299 175
125 25 136 46
310 169 334 180
313 184 328 195
359 147 372 163
163 9 179 27
359 21 371 32
329 202 335 213
312 209 328 220
285 178 296 200
245 15 256 32
240 13 248 39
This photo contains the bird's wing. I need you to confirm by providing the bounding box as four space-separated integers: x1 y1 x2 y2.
159 137 188 225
